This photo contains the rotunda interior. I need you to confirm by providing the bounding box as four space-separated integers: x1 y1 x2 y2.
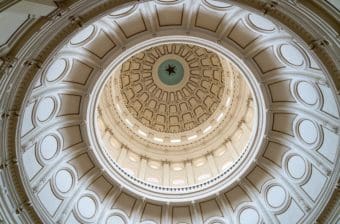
96 42 255 190
0 0 339 224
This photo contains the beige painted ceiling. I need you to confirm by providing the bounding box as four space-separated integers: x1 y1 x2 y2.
0 0 339 224
118 43 226 134
96 42 254 187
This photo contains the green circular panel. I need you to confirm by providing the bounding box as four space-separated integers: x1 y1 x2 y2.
158 59 184 85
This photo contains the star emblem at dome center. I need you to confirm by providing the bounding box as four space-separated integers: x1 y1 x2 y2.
165 64 176 76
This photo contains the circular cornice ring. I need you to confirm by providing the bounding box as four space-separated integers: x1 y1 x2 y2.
0 1 337 223
87 36 266 203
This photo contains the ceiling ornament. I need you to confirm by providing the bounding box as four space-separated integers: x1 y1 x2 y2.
94 41 255 192
118 43 226 134
0 0 338 223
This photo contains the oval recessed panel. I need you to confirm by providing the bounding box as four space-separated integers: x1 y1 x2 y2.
46 59 67 82
296 81 318 105
248 14 275 31
70 25 95 45
298 119 318 144
40 135 58 160
36 97 55 122
106 215 125 224
266 185 286 208
240 208 259 224
78 196 97 219
55 169 73 193
280 44 304 66
287 155 306 179
110 4 135 16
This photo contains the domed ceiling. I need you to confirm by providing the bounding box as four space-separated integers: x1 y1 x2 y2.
118 43 226 134
95 42 255 190
0 0 339 224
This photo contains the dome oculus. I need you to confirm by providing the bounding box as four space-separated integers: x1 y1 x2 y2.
158 59 184 86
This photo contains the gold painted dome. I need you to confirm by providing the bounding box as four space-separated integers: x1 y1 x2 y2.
119 43 225 133
6 0 339 222
96 42 255 188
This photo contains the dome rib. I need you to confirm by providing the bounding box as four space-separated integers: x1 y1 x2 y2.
0 1 339 223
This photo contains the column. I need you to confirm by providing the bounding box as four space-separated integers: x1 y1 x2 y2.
138 157 147 180
186 161 195 185
225 139 239 160
240 121 251 136
163 162 170 186
207 154 219 176
116 146 127 164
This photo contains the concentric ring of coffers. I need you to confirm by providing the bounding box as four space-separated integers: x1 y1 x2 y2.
16 0 340 223
90 35 264 203
95 41 257 190
118 43 226 134
98 42 253 149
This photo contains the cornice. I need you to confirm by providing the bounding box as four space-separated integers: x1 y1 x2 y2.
228 0 340 91
298 0 340 32
317 183 340 223
0 0 339 223
1 1 136 223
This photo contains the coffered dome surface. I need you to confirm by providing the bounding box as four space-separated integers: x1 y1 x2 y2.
95 41 256 192
0 0 339 224
118 43 226 134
